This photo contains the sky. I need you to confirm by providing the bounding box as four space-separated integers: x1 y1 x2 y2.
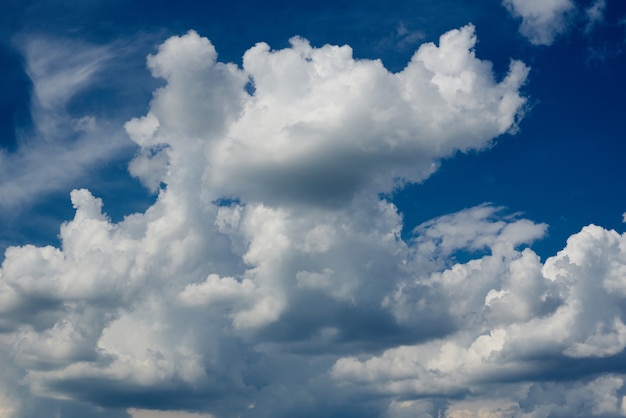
0 0 626 417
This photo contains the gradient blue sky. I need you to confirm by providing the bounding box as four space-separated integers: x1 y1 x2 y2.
1 1 626 417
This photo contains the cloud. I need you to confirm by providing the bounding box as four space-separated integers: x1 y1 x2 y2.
374 22 426 53
503 0 575 45
0 36 143 211
0 25 624 418
585 0 606 34
126 26 528 207
22 37 111 119
517 376 626 417
503 0 610 46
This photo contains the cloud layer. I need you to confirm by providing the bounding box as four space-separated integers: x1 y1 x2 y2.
0 25 624 418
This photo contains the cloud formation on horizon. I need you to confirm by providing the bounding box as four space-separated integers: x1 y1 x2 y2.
1 25 625 418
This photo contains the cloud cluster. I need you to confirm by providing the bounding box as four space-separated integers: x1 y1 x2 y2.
0 25 624 418
333 222 626 405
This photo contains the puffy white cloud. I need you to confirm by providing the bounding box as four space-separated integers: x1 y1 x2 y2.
1 25 624 418
503 0 575 45
124 26 528 207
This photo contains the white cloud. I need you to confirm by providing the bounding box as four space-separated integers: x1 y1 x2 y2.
503 0 575 45
0 36 137 211
332 223 626 404
503 0 610 45
23 37 111 115
124 26 527 207
1 25 625 418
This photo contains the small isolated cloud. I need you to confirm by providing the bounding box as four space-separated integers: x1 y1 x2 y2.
1 25 625 418
585 0 607 34
503 0 576 45
503 0 611 46
375 22 426 53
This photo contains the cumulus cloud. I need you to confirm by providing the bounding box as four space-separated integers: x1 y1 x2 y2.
503 0 576 45
0 25 624 418
126 26 528 207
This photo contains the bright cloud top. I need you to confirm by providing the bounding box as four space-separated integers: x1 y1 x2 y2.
1 25 625 418
127 25 528 205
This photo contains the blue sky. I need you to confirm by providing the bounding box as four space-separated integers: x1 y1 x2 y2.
1 1 626 417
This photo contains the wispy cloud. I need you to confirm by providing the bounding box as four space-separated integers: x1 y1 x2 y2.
0 36 138 211
585 0 606 34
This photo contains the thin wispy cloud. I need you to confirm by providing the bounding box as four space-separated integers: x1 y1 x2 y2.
0 36 148 212
585 0 607 33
